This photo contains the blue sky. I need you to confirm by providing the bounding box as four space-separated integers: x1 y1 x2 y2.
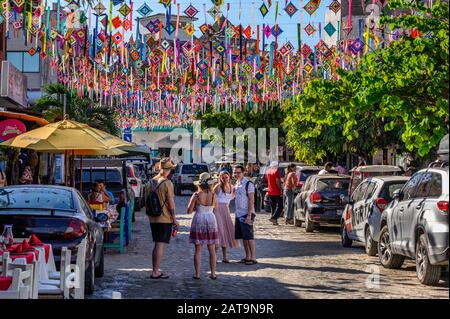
96 0 331 49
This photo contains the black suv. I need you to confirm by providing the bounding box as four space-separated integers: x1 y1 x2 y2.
294 174 350 232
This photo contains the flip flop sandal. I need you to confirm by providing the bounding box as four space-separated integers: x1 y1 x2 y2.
237 258 249 264
245 260 258 265
193 275 201 280
210 275 218 280
150 273 170 279
222 259 230 263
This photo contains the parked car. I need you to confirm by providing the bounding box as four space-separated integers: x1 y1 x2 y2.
172 163 209 195
0 185 104 294
340 176 410 256
348 165 402 197
377 166 449 285
293 174 350 232
295 166 322 193
76 166 135 211
126 163 145 210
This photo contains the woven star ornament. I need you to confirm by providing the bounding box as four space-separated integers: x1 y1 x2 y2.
260 3 269 18
284 2 298 18
303 0 321 15
159 0 172 8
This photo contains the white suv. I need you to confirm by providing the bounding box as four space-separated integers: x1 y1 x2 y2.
126 164 145 210
172 163 210 195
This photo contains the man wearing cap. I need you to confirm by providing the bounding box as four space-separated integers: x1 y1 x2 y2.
267 161 283 225
148 158 178 279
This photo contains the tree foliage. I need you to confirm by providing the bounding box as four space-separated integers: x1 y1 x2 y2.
283 0 448 164
33 84 120 136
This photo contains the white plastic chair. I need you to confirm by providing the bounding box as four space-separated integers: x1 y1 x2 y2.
1 252 38 299
0 262 32 299
38 247 71 299
70 238 87 299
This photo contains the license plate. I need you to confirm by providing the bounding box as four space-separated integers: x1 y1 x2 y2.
337 210 343 216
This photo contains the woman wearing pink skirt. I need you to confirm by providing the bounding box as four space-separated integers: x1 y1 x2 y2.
213 170 240 263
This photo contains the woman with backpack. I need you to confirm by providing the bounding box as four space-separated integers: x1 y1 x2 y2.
213 170 240 263
187 172 220 280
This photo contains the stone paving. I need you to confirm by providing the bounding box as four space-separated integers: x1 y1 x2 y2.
90 194 449 299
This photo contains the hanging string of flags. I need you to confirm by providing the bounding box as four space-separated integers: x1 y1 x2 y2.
0 0 400 128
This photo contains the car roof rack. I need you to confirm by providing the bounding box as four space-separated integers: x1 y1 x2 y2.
428 161 449 168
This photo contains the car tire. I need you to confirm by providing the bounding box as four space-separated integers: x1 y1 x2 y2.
378 226 405 269
95 248 104 278
341 222 353 247
304 212 314 233
365 226 378 256
416 234 442 285
84 257 95 295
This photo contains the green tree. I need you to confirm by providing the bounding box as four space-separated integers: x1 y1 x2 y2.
33 83 119 136
283 0 448 164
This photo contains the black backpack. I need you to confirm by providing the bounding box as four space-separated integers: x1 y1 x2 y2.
245 180 255 197
145 179 168 217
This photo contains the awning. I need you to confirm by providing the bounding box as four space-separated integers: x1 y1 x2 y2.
0 111 49 126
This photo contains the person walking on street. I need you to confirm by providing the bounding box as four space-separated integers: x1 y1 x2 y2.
187 172 220 280
233 165 257 265
148 158 178 279
318 162 334 175
213 170 240 263
267 161 283 225
283 164 297 225
335 163 347 175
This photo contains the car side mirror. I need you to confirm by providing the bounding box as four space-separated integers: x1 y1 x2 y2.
393 189 403 201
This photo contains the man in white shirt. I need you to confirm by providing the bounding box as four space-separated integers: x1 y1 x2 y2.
233 165 257 265
318 162 334 175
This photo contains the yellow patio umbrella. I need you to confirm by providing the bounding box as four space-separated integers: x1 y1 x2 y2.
0 119 132 192
0 119 133 150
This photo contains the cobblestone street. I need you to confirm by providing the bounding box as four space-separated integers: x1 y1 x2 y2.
91 194 449 299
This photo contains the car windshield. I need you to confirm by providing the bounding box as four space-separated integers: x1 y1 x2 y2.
316 179 350 192
0 188 74 210
79 169 122 183
380 182 407 202
182 164 208 175
299 169 321 181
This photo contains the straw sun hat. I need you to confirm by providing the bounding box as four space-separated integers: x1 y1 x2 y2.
193 172 217 186
155 157 176 170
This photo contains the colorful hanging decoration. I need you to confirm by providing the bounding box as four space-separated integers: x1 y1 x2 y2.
303 0 321 15
304 23 316 36
284 2 298 18
324 22 336 37
137 3 153 17
260 2 269 17
329 0 341 14
0 0 392 129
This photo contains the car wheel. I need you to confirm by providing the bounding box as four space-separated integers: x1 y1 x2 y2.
341 222 353 248
416 234 442 285
378 226 405 269
365 226 378 256
304 211 314 233
95 248 104 278
84 257 95 295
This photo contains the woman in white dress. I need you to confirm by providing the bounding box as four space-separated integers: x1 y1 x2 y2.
187 172 220 280
213 170 240 263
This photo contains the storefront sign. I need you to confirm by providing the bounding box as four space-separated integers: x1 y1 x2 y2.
0 119 26 141
0 61 28 108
